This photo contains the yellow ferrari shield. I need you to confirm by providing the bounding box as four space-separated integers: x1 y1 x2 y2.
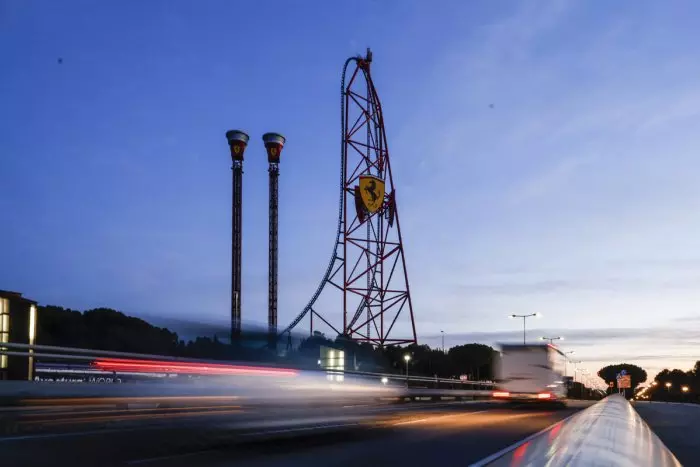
359 174 385 213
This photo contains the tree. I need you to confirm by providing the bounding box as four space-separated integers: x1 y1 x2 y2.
448 343 497 380
653 369 691 390
597 363 647 396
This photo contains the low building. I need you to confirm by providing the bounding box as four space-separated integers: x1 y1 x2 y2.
0 290 38 381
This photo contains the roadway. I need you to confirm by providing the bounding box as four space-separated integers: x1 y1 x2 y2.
0 400 593 467
634 401 700 466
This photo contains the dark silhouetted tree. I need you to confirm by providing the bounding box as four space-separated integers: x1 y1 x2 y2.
597 363 647 397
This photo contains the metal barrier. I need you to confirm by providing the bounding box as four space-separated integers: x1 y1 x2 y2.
0 342 495 389
470 394 681 467
0 343 496 407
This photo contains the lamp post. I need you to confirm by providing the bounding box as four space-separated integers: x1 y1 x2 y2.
440 330 445 352
570 360 582 383
404 354 411 386
563 350 575 377
540 336 563 345
509 313 541 344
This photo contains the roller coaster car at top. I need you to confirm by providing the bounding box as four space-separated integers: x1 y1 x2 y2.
279 49 417 348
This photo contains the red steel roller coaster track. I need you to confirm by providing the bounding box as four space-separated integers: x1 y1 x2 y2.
280 49 417 346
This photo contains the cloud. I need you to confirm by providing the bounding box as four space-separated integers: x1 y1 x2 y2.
426 326 700 344
673 315 700 323
452 276 700 296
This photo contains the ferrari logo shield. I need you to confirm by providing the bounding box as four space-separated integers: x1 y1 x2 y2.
233 146 241 155
270 147 277 157
359 174 385 213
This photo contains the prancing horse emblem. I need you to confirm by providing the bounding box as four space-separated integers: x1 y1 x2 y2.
359 174 385 214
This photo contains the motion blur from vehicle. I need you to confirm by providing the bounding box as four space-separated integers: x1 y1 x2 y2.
492 343 568 407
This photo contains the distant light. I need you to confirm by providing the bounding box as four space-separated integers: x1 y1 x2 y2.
381 377 388 385
665 382 672 388
317 359 322 365
403 354 411 362
29 304 37 345
682 385 689 393
493 391 510 398
535 312 542 318
537 393 552 399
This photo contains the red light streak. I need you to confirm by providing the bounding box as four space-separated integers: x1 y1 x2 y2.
93 358 298 377
511 441 529 466
548 421 563 441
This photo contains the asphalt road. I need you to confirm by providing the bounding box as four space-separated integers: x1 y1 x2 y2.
0 400 593 467
634 401 700 466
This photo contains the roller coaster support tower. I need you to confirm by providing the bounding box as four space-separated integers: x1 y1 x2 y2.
279 49 417 347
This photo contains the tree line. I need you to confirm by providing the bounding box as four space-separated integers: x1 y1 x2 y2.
645 363 700 403
35 305 500 379
597 362 700 403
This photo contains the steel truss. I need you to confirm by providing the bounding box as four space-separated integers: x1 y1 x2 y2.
279 49 417 347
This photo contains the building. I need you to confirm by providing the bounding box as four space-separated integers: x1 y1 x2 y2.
0 290 38 381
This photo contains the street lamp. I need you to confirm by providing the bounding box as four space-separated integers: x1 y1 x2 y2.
540 336 563 345
665 382 672 393
440 330 445 352
570 361 582 382
403 354 411 385
681 385 689 393
509 313 541 344
563 351 575 377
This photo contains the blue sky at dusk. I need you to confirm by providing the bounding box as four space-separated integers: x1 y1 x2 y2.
2 0 700 379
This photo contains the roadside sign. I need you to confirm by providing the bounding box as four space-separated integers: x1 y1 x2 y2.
609 382 614 388
617 375 631 389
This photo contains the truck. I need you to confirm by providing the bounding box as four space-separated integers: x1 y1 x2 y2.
492 343 568 407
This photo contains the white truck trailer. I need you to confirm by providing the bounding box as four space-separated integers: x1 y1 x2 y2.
492 343 568 406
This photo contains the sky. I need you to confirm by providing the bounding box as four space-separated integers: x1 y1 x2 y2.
2 0 700 382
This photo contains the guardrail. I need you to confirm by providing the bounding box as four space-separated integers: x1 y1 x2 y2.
470 394 681 467
0 342 494 387
0 343 495 405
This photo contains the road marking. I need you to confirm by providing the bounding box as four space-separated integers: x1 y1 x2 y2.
468 410 583 467
392 409 492 426
239 422 363 436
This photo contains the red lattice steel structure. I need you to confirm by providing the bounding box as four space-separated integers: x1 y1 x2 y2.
279 49 417 346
